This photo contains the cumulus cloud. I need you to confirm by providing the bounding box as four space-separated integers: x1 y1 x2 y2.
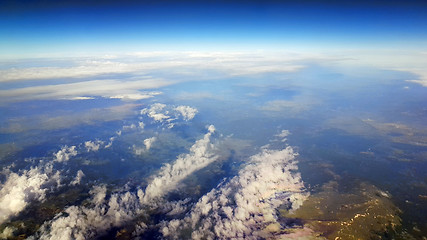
84 140 104 152
133 137 157 155
0 164 62 224
70 170 85 186
53 146 77 162
174 106 198 121
161 142 308 239
0 226 16 239
140 103 198 128
276 129 291 138
141 103 170 122
144 137 156 151
105 137 115 148
35 185 141 240
34 125 221 239
275 130 291 142
142 125 217 202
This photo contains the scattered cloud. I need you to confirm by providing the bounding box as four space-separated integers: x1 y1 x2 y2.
142 125 217 202
174 106 198 121
276 129 291 138
35 185 141 240
54 146 77 163
140 103 198 128
70 170 85 186
84 140 104 152
161 141 308 239
105 137 115 148
0 164 62 224
144 137 157 151
133 136 157 155
33 125 222 239
141 103 170 122
0 226 16 239
122 123 137 131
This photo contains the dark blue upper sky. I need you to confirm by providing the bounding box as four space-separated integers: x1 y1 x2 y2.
1 0 427 57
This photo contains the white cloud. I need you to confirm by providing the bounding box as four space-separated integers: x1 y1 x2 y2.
70 170 85 186
142 125 217 202
105 137 115 148
141 103 199 128
34 125 221 239
122 124 137 130
0 52 305 82
144 137 157 151
36 185 141 240
54 146 77 162
406 71 427 86
109 92 162 101
141 103 170 122
0 164 62 224
0 79 169 104
133 145 145 155
67 96 95 100
0 226 16 239
161 143 309 239
84 140 104 152
276 129 291 138
174 106 198 121
0 51 310 104
133 136 157 155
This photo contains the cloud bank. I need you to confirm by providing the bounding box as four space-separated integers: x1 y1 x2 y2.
0 79 167 103
0 52 306 104
161 142 308 239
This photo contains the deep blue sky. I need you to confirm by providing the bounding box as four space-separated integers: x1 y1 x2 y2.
1 0 427 57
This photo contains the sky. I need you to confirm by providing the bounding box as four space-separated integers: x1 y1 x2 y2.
2 1 427 239
1 0 427 58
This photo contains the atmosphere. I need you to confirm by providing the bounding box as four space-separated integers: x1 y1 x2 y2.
1 1 427 240
1 1 427 56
